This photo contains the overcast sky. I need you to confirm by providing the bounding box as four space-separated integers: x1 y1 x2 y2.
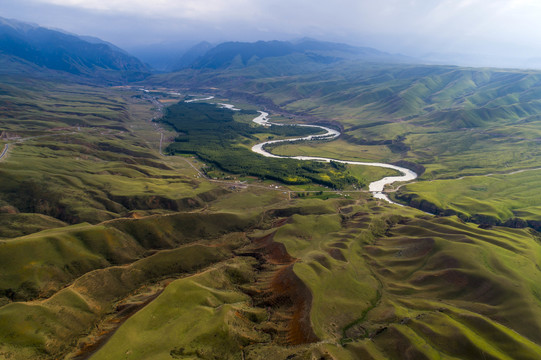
3 0 541 67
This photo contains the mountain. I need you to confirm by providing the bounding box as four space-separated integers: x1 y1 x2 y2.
171 41 214 71
190 39 414 70
0 17 150 82
127 40 204 72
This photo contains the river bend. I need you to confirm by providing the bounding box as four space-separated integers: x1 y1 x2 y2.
250 111 417 204
182 97 418 204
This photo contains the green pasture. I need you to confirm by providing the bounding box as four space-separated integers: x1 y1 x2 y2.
396 168 541 224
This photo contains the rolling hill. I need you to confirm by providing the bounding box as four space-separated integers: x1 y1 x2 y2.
2 25 541 360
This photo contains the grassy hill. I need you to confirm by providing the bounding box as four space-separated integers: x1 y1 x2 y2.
149 62 541 180
2 53 541 359
394 168 541 228
0 75 229 235
82 199 541 360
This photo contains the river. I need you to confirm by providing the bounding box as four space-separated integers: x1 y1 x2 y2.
182 97 418 204
250 111 417 204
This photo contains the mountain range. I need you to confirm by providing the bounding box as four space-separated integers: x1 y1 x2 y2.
0 17 149 83
0 17 416 80
187 39 408 69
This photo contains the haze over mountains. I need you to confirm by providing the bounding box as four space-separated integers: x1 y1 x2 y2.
6 11 541 83
0 17 419 79
5 0 541 70
0 17 149 82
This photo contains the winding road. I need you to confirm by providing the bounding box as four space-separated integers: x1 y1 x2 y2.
250 111 418 204
0 144 8 161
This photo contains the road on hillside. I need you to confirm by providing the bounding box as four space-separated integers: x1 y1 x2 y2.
0 144 8 161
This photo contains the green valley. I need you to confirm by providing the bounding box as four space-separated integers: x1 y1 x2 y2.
153 63 541 179
2 32 541 360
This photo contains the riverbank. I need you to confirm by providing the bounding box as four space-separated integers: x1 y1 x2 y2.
249 111 418 203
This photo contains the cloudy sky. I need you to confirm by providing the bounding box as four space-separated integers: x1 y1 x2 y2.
3 0 541 67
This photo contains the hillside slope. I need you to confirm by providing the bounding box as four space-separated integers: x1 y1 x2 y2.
150 62 541 180
185 39 412 71
0 17 149 82
2 46 541 359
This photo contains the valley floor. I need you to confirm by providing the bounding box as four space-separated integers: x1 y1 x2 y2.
1 77 541 360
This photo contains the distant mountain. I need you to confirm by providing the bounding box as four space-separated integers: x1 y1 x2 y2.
172 41 214 71
127 40 204 72
0 17 150 82
190 39 414 70
76 35 129 55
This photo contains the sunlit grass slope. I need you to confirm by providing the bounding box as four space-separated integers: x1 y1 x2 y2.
3 61 541 360
152 62 541 179
89 258 267 360
0 77 232 237
0 209 259 359
244 199 541 359
81 196 541 360
395 168 541 227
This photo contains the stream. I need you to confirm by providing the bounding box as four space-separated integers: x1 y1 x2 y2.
183 96 418 204
250 111 418 204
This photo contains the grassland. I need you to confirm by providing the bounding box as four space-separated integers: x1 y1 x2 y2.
3 60 541 360
394 168 541 227
152 62 541 180
161 101 365 189
280 202 541 359
270 138 400 163
87 258 264 360
84 196 541 360
269 138 402 183
0 211 259 359
123 61 541 358
0 77 283 358
0 79 234 237
0 76 131 132
149 60 541 229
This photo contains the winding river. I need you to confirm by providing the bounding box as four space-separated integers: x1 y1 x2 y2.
250 111 418 204
183 96 418 204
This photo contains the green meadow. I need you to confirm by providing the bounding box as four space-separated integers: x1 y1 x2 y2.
154 63 541 179
2 59 541 360
161 101 365 190
0 81 231 237
395 168 541 226
82 196 541 360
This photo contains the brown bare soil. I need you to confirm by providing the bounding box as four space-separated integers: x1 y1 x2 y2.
270 264 319 344
69 283 168 360
239 228 319 345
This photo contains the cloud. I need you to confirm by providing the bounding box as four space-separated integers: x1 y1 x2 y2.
29 0 259 20
3 0 541 66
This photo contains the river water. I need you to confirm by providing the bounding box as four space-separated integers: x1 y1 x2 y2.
250 111 417 204
182 98 419 204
